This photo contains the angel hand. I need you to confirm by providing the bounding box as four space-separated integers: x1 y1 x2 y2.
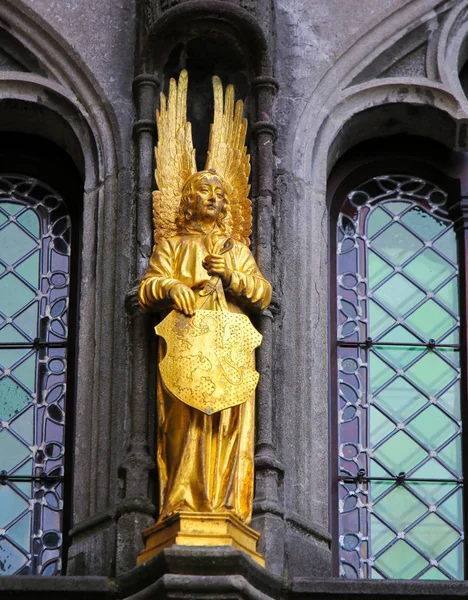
202 254 232 287
169 283 196 317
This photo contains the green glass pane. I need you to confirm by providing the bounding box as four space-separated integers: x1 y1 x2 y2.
372 223 423 266
385 201 411 215
11 354 36 392
438 438 462 476
375 540 428 579
373 274 425 317
16 209 39 238
412 459 455 482
0 485 29 528
367 208 392 238
440 329 460 345
0 222 37 265
0 213 6 226
371 569 384 579
10 460 32 497
404 249 455 291
369 351 395 392
0 202 22 215
439 544 464 579
374 345 423 371
436 278 459 314
0 430 30 471
439 347 460 368
6 513 31 552
406 301 457 341
9 406 34 444
12 303 38 340
400 206 446 241
374 431 426 473
379 326 421 345
369 301 394 338
368 251 393 289
406 406 459 450
373 378 426 422
0 274 36 316
15 251 39 288
370 515 395 555
406 513 459 559
438 384 461 420
369 459 393 480
373 485 426 530
0 377 30 421
433 229 457 263
370 406 395 446
0 538 27 574
419 567 449 580
438 488 463 526
406 353 458 396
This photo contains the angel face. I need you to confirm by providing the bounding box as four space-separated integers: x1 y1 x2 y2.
190 173 225 224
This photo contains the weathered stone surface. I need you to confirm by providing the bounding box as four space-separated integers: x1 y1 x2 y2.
1 0 468 589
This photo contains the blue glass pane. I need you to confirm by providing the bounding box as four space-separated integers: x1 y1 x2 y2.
15 252 40 287
0 538 27 574
9 406 34 444
17 210 39 237
0 275 36 316
0 202 22 215
13 304 38 340
0 430 30 471
0 485 29 528
11 354 36 393
6 513 31 553
0 378 31 421
0 223 37 265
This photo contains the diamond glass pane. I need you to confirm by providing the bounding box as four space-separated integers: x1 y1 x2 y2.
375 540 428 579
0 176 71 576
372 223 423 266
405 352 458 396
337 176 463 580
403 249 455 290
372 274 425 318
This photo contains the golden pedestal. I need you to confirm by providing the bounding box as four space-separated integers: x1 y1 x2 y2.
137 511 265 567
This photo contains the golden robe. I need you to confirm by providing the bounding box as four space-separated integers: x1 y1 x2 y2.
138 229 272 523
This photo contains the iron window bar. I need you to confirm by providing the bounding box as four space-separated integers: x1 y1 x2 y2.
337 338 458 349
0 470 64 485
0 339 67 350
339 470 463 485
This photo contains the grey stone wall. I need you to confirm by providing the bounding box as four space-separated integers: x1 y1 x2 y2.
2 0 468 591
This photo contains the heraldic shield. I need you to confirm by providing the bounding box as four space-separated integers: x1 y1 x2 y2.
156 309 263 415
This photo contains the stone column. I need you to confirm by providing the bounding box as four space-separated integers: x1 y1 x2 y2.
116 74 159 574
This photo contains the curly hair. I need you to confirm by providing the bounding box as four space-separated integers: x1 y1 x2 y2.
175 169 233 234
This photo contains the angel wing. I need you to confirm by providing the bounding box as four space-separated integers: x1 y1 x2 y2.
153 70 197 243
205 77 252 245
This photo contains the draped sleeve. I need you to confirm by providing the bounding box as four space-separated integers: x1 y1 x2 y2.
138 238 181 312
225 242 272 312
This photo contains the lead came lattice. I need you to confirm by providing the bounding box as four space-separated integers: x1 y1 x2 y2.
0 175 70 576
337 175 463 580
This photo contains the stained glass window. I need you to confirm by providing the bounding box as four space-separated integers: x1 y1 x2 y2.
0 175 70 575
336 175 463 580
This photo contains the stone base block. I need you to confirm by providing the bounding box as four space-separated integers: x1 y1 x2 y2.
137 511 265 566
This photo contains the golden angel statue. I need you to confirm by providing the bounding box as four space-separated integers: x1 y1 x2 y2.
137 70 271 563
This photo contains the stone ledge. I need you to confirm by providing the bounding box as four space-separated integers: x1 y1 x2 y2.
292 579 468 599
0 576 114 599
117 546 284 599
